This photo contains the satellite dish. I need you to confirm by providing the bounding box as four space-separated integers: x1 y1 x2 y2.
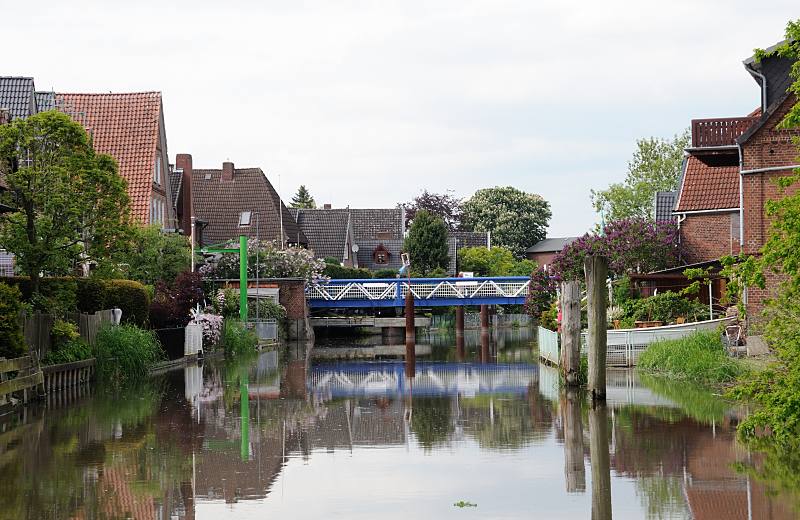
352 244 360 253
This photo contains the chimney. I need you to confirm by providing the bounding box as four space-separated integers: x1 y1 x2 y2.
176 153 194 236
222 161 234 182
323 203 332 210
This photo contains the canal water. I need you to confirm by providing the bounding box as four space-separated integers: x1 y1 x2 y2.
2 328 798 519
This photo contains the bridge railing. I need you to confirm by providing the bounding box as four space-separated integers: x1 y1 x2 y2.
307 277 531 307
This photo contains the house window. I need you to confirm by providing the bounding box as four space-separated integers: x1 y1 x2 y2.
731 212 741 243
373 243 390 265
153 155 162 185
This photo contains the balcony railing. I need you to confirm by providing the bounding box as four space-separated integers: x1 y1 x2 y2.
691 117 758 148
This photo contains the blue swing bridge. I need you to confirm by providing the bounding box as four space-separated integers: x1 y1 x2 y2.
306 276 531 309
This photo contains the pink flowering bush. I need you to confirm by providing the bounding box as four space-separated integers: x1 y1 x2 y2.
551 219 680 281
201 240 327 283
190 307 223 345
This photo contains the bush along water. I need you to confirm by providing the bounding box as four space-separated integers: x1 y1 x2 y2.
637 331 746 385
93 324 165 386
222 320 258 355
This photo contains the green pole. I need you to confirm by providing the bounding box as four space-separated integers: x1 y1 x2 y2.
239 235 248 323
240 369 250 461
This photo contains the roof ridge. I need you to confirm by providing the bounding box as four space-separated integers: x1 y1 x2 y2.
56 91 162 97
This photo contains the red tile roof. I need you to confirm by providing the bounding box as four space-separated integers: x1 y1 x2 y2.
675 155 740 212
55 92 162 223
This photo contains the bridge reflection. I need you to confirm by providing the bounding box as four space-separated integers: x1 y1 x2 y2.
308 362 539 399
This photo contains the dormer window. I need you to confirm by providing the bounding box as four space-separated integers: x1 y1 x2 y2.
153 155 162 185
373 243 390 265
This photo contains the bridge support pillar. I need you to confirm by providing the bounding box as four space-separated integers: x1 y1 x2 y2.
480 304 490 330
480 329 490 363
455 307 465 335
456 333 465 362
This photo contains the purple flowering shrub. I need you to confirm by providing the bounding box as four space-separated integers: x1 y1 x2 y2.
551 219 680 281
525 266 557 317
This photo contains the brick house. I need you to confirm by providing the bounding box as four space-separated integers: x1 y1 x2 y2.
674 42 800 320
525 237 578 271
191 159 307 247
55 92 176 230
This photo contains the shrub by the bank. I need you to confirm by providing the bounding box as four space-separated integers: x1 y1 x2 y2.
103 280 150 326
41 339 92 366
94 324 164 385
0 282 25 358
638 331 745 384
4 276 150 326
619 291 708 325
222 320 258 355
373 268 397 278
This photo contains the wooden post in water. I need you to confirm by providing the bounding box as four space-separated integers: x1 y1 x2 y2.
562 389 586 493
589 402 612 520
405 292 416 375
560 280 581 386
585 256 608 400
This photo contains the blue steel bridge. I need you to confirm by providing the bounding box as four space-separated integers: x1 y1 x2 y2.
306 276 530 309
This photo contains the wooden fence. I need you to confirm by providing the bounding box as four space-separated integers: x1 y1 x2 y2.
42 358 95 393
20 309 118 359
0 355 44 408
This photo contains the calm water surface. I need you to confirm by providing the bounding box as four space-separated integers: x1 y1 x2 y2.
2 328 798 519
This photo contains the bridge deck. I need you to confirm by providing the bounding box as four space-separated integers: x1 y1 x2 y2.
307 276 530 308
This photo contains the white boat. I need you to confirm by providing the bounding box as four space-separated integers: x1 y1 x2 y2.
538 317 736 368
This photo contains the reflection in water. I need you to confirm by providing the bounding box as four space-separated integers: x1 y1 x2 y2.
589 403 612 520
1 330 798 519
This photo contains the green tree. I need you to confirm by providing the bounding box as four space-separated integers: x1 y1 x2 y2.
290 185 316 208
458 246 514 276
404 210 449 275
95 225 191 286
0 111 132 297
591 130 689 222
462 187 551 258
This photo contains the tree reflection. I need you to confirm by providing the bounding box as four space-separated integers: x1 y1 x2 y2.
410 397 454 450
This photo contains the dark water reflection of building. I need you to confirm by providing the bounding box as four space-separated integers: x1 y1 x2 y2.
1 338 799 519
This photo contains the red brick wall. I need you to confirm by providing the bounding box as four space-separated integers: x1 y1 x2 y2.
680 212 740 264
525 252 557 268
277 279 307 319
740 94 800 323
742 94 800 255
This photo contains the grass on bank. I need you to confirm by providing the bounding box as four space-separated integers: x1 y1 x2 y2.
637 331 747 385
94 324 165 385
222 320 258 355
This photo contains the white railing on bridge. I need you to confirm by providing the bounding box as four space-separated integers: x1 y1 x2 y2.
307 276 531 304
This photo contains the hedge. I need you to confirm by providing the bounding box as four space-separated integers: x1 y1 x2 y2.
3 276 150 326
323 264 373 279
0 282 25 358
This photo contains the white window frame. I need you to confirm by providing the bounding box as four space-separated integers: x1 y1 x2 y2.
153 155 162 185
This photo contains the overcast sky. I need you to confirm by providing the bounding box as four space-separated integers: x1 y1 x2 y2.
2 1 796 235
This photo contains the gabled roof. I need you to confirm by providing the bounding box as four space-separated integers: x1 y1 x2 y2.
34 91 56 112
289 208 351 261
526 237 578 254
55 92 162 222
675 156 739 212
350 208 404 240
192 167 307 246
169 165 182 209
0 77 36 120
654 191 677 221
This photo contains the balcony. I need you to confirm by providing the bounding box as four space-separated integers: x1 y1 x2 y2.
691 117 758 148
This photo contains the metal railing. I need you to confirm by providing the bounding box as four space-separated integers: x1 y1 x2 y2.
307 276 531 308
